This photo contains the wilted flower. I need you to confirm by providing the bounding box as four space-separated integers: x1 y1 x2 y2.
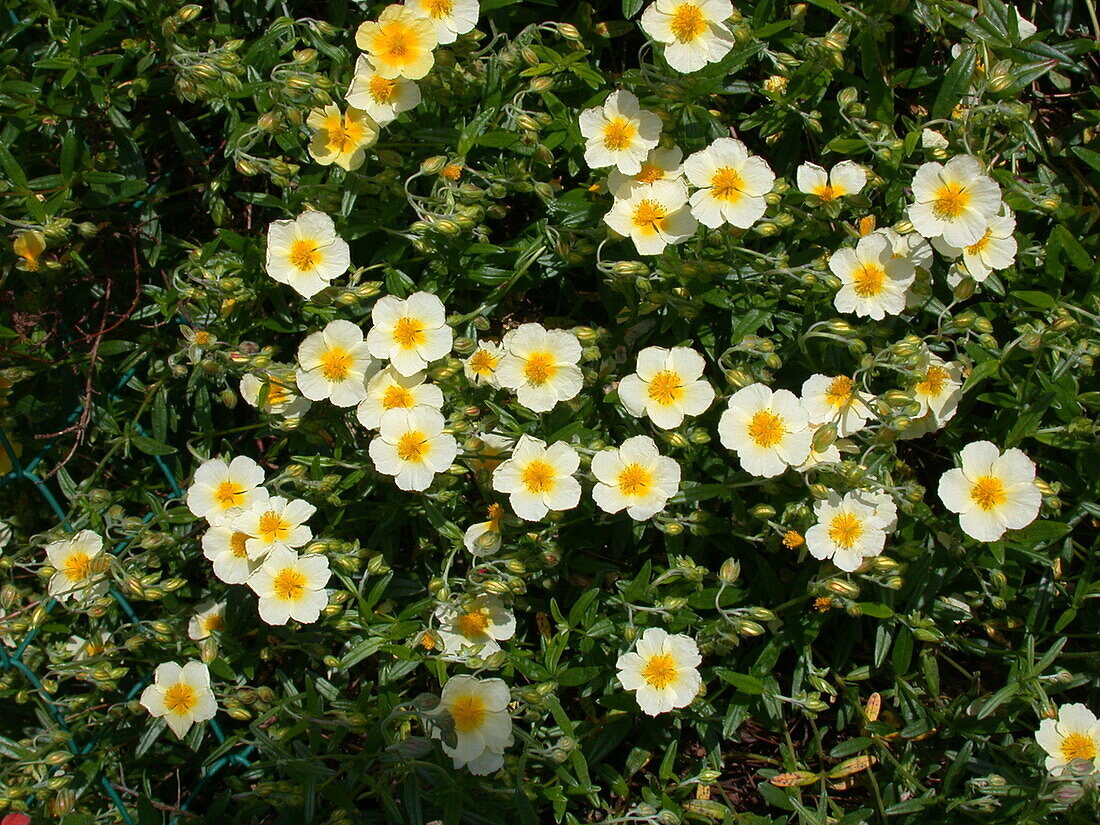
463 503 504 557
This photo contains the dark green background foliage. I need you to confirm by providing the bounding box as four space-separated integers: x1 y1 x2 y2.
1 0 1099 822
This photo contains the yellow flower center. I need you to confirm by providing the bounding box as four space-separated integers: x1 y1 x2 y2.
423 0 454 18
617 463 653 497
257 511 290 543
647 370 684 406
288 239 321 271
523 351 558 386
450 695 487 732
64 552 92 583
852 263 886 298
456 609 491 637
392 317 426 349
192 331 214 346
602 117 637 151
163 683 197 715
204 613 225 633
969 476 1006 511
710 167 744 202
814 184 839 201
636 162 665 184
916 365 949 398
828 512 864 549
669 3 707 42
521 459 556 493
487 502 503 529
469 349 498 376
396 431 430 463
965 227 993 255
368 74 398 103
264 381 290 407
631 199 667 235
273 567 307 601
324 115 368 154
782 530 805 549
382 384 416 409
229 532 249 559
747 410 785 448
214 480 246 509
931 183 970 220
825 375 854 407
441 164 463 180
374 22 420 67
641 652 678 689
1060 732 1098 762
320 347 353 381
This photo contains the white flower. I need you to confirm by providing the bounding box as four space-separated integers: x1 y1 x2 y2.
366 292 453 376
615 627 702 716
405 0 478 44
296 320 377 407
1036 704 1100 775
45 530 108 604
639 0 734 74
931 209 1017 282
232 496 316 558
463 340 504 388
578 90 662 175
604 179 698 256
853 490 898 532
902 351 963 438
356 366 444 429
432 675 513 775
355 4 438 80
683 138 775 229
463 503 504 557
64 631 110 661
346 56 421 126
921 129 949 150
805 492 888 572
186 456 268 526
187 600 227 641
369 407 458 492
795 160 867 202
938 441 1041 541
877 227 934 272
264 212 350 299
202 524 261 585
247 548 331 625
617 346 714 429
434 595 516 659
608 146 684 198
591 436 681 521
240 369 311 419
496 323 584 413
800 374 874 437
794 431 843 471
718 383 812 478
829 232 915 320
1014 8 1038 39
140 661 217 739
908 155 1003 247
491 435 581 521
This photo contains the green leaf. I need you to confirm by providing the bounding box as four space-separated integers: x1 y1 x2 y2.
932 47 978 119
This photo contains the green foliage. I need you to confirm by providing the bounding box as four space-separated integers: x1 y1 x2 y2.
1 0 1099 823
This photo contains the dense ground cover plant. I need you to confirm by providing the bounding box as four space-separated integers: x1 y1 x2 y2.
1 0 1099 823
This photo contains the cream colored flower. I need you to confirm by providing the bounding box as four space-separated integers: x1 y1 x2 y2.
800 374 874 437
877 226 934 272
240 368 312 419
829 232 915 320
187 600 227 641
931 209 1017 282
578 90 662 175
794 430 843 471
140 661 217 739
356 366 444 429
496 323 583 413
186 456 268 526
639 0 734 73
405 0 478 44
366 292 453 376
796 160 867 202
491 435 581 521
247 548 331 625
355 4 439 80
618 346 714 429
805 492 889 572
463 503 504 557
13 229 46 272
296 320 376 407
432 675 513 775
369 407 458 492
264 211 350 299
463 340 504 388
232 496 315 559
1036 704 1100 775
938 441 1041 542
591 436 681 521
683 138 774 229
608 146 684 198
202 524 260 584
853 489 898 532
435 595 516 659
908 155 1002 247
46 531 108 604
921 129 949 150
63 631 110 661
603 179 698 256
307 105 379 172
346 55 421 126
718 383 812 477
903 351 963 438
616 627 702 716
